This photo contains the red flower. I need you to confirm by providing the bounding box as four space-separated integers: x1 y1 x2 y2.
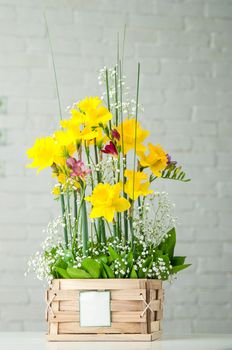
101 141 118 157
111 129 120 141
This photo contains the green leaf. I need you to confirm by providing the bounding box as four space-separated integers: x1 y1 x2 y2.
55 267 70 279
138 268 145 278
143 256 152 268
172 256 186 266
102 267 108 278
127 251 134 270
171 264 191 274
53 257 68 270
108 246 120 262
81 258 101 278
158 227 176 258
97 255 108 264
67 267 91 279
102 263 115 278
129 266 138 278
63 250 74 267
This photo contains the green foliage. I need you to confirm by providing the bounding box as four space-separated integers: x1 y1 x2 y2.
129 266 138 278
171 264 191 274
81 258 102 278
102 262 115 278
44 227 190 280
158 227 176 258
55 267 70 279
67 268 91 279
161 163 191 183
171 256 186 266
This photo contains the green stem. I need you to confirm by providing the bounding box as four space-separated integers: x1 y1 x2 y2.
81 198 88 255
117 213 121 240
99 218 106 243
66 191 72 238
44 13 62 121
131 63 140 250
119 60 128 242
105 68 111 124
106 220 113 237
94 140 101 183
138 195 143 219
114 66 119 126
60 193 68 247
80 188 89 255
85 142 94 190
73 191 78 221
106 68 110 112
128 199 134 248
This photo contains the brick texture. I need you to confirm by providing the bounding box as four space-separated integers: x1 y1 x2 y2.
0 0 231 334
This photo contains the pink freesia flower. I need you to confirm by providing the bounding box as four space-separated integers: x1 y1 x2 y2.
101 141 118 157
66 157 91 178
111 129 120 140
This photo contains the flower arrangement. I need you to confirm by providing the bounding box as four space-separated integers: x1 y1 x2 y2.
26 63 190 284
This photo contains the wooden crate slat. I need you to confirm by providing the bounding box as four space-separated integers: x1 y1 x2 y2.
59 279 145 290
150 300 161 311
158 288 164 301
49 289 147 301
49 311 147 323
49 280 59 336
60 300 144 312
47 333 159 342
149 280 162 289
156 310 163 321
58 322 142 334
151 321 160 332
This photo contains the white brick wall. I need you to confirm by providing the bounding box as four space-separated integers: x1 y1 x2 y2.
0 0 231 334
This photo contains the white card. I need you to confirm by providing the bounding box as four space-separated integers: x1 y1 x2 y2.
79 291 111 327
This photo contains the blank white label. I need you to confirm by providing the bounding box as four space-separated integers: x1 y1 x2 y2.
79 291 111 327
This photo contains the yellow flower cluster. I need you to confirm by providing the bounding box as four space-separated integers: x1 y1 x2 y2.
26 95 169 222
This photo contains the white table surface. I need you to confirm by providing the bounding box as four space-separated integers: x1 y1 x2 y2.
0 333 232 350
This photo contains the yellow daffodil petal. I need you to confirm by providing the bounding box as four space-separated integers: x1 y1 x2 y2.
26 136 57 172
113 198 131 212
117 118 149 155
85 182 130 222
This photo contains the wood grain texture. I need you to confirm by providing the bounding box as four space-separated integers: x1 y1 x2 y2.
59 300 145 312
58 322 142 334
48 311 147 323
47 332 162 342
48 289 147 301
47 279 163 342
59 279 145 290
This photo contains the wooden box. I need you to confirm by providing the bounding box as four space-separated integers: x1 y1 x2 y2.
46 279 163 342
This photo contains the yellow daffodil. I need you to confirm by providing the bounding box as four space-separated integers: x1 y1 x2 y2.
124 169 153 200
60 110 84 134
139 143 168 177
54 130 76 154
61 114 104 143
52 185 61 196
85 182 130 222
78 96 102 113
26 136 58 172
77 96 112 127
116 119 149 154
56 172 66 184
86 127 108 147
